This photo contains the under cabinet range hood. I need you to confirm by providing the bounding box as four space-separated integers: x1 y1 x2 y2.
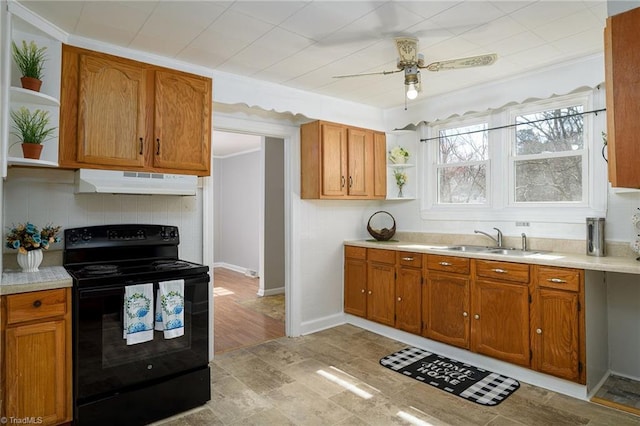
75 169 198 195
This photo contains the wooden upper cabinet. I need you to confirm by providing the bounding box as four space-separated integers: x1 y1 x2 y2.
604 7 640 188
76 53 147 168
301 120 386 199
153 70 211 172
60 44 212 176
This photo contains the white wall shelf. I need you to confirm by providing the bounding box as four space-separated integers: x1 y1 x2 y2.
10 86 60 106
7 156 58 168
386 132 418 200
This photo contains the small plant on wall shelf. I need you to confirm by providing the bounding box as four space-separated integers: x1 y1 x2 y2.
388 146 409 164
11 40 47 92
10 106 57 160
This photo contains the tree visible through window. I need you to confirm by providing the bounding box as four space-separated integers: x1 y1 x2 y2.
514 106 584 202
437 123 488 204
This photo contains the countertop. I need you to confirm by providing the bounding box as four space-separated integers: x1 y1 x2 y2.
1 266 72 295
345 240 640 275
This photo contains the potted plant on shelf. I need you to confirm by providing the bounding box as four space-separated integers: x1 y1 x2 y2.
10 106 57 160
11 40 47 92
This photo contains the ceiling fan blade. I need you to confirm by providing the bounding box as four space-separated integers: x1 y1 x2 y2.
333 69 402 79
422 53 498 72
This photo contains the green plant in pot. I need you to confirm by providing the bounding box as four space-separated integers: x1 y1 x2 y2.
11 40 47 92
10 107 56 160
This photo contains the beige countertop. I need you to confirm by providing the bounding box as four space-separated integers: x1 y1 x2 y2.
1 266 72 295
345 240 640 275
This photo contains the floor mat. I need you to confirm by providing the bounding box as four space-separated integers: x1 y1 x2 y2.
380 347 519 406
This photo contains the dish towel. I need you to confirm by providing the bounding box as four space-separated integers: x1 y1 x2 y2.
158 279 185 339
123 283 154 345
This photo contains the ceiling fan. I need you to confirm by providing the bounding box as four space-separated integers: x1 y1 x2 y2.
333 37 498 100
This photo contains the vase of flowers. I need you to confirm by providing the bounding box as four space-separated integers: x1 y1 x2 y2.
389 146 409 164
11 40 47 92
394 169 407 198
5 222 61 272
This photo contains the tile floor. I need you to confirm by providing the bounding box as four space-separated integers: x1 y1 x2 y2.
155 324 640 426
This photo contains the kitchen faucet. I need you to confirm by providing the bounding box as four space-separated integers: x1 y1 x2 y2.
474 228 503 247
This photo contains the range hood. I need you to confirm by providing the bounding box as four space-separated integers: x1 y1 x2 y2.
75 169 198 196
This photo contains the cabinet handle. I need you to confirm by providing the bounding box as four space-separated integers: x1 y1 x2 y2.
361 289 365 293
463 311 468 317
139 137 143 155
402 257 414 261
368 290 372 295
491 268 507 274
547 278 567 283
341 176 346 188
33 300 42 308
474 314 480 320
397 297 402 302
156 138 161 155
536 328 542 334
438 261 452 266
349 176 353 187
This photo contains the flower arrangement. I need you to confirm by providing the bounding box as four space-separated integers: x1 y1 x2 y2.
5 222 61 254
388 146 409 164
394 169 407 187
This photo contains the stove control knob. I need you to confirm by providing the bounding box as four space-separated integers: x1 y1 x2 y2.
169 230 177 239
81 232 92 242
69 233 79 244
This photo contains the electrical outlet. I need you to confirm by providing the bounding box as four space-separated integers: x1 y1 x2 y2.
515 221 530 227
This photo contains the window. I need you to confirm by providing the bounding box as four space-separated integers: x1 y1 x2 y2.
436 123 488 204
512 105 586 203
423 91 606 223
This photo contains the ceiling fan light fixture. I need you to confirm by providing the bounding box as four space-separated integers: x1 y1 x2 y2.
405 82 419 100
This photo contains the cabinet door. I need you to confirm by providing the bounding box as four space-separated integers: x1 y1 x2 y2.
396 266 422 334
320 123 347 197
471 280 530 367
367 262 395 326
605 7 640 188
344 257 367 317
153 70 211 173
5 319 69 425
424 272 470 348
531 289 581 382
373 132 387 198
77 53 147 168
346 128 372 196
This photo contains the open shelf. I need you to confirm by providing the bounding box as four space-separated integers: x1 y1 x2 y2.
7 156 59 168
10 86 60 107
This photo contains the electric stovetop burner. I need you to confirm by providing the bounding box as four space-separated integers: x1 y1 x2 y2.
152 260 195 270
82 264 120 276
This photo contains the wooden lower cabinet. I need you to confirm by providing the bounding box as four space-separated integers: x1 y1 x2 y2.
471 279 530 367
1 288 72 425
343 245 586 383
531 266 585 383
423 272 470 348
344 246 367 317
395 252 423 334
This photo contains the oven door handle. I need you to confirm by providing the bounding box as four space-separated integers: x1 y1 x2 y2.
78 285 127 298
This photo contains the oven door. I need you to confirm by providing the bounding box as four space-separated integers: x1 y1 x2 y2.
74 274 209 404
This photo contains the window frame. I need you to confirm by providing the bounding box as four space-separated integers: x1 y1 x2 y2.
421 90 607 224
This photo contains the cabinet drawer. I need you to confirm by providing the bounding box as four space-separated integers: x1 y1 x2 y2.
6 288 68 325
368 248 396 264
476 260 530 284
537 266 581 292
427 255 470 274
398 252 423 268
345 246 367 260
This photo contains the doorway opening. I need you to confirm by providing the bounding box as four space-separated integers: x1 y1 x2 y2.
212 131 286 354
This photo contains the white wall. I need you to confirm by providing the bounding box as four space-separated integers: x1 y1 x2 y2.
213 150 260 272
2 168 204 262
263 137 285 293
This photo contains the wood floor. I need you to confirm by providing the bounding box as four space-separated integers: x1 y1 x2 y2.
213 267 285 354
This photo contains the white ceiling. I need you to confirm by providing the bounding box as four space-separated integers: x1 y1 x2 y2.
17 1 608 155
19 0 607 111
212 130 261 157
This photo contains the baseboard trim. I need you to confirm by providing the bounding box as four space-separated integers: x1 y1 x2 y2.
300 313 347 335
258 286 285 297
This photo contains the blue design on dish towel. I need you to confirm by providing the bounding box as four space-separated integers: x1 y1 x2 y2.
123 283 154 345
158 279 185 339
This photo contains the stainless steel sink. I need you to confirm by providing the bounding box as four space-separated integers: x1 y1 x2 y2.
436 245 548 256
446 245 493 252
486 248 546 256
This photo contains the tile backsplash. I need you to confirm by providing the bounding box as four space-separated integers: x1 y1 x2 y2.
2 168 204 264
